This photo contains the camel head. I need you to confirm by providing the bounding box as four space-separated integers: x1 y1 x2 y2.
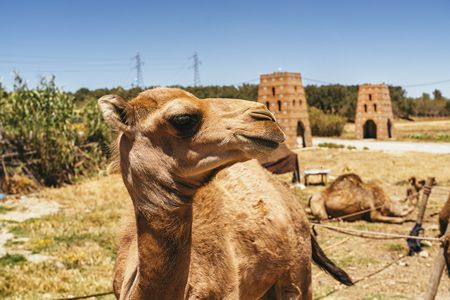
367 184 414 218
383 197 415 217
99 87 285 191
405 176 426 206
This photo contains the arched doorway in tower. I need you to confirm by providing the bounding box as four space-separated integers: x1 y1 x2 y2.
387 119 393 138
297 121 306 147
363 119 377 139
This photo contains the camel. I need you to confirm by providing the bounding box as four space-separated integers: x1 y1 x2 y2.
309 173 416 223
98 88 351 300
406 176 426 206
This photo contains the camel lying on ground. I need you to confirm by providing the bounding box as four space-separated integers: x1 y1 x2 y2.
438 193 450 276
309 173 418 223
99 88 351 300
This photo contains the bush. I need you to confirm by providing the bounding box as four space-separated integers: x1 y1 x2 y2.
318 142 345 149
404 133 450 143
309 107 346 136
79 97 112 157
0 76 108 187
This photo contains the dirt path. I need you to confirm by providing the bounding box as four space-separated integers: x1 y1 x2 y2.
312 137 450 154
0 196 59 260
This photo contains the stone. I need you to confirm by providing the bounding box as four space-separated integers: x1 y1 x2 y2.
398 261 408 267
421 241 432 248
419 250 429 258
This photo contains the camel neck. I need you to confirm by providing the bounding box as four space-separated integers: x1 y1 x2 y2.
123 170 195 299
132 206 192 300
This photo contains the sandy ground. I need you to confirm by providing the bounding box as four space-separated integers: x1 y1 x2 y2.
0 196 59 260
294 148 450 299
312 137 450 154
0 196 59 222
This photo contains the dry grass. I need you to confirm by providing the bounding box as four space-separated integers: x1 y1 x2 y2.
0 175 129 299
296 148 450 299
1 148 450 299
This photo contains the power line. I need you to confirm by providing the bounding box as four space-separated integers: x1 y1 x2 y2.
302 77 335 85
229 77 259 86
189 52 201 86
165 59 191 84
302 76 450 88
132 52 144 88
401 79 450 88
0 54 188 62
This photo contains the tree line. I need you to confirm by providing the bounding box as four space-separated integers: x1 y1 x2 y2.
71 84 450 121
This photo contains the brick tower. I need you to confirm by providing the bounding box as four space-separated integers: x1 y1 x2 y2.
257 71 312 148
355 84 394 139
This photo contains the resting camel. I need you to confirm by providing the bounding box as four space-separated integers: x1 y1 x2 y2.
98 88 351 300
309 173 416 223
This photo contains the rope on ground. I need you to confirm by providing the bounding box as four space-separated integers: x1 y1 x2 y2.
312 223 442 242
315 254 408 300
352 254 408 284
55 291 114 300
323 205 384 222
323 237 351 251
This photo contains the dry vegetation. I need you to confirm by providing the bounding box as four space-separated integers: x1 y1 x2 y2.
1 148 450 299
0 175 129 299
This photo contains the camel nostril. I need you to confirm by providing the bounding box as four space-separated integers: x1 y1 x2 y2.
280 131 286 143
249 110 276 122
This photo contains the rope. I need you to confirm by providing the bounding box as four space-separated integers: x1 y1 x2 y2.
55 291 114 300
323 205 384 222
315 254 408 299
352 254 407 284
312 223 442 242
323 237 351 251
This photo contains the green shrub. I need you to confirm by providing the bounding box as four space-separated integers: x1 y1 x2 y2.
318 142 345 149
404 133 450 142
0 76 108 187
79 97 112 157
309 107 346 136
0 254 27 266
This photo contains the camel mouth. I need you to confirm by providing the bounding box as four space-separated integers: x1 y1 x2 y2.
239 134 280 150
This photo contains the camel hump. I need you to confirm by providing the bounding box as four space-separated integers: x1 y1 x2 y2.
310 233 353 286
335 173 363 184
327 173 363 192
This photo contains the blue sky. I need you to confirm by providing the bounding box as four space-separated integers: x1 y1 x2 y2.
1 0 449 97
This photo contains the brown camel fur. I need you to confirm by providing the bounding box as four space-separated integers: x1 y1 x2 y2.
438 193 450 276
309 173 416 223
406 176 426 206
98 88 351 300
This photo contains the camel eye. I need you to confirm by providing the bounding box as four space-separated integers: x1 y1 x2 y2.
169 114 200 136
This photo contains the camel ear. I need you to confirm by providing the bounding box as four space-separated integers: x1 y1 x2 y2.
98 95 134 133
408 177 416 185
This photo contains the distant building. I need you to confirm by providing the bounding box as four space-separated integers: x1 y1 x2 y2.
355 84 394 139
257 71 312 148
